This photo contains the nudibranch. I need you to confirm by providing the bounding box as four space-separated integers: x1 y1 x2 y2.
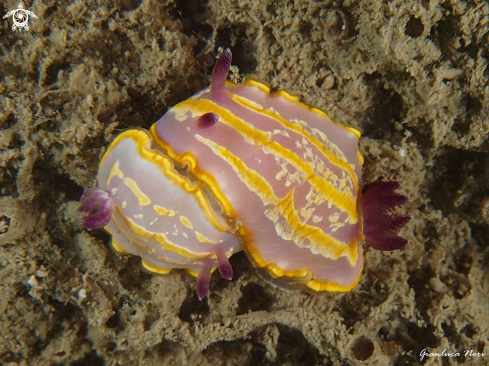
80 49 410 297
79 129 242 300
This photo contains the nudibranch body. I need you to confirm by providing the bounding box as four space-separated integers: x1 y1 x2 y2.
80 49 410 298
153 50 365 292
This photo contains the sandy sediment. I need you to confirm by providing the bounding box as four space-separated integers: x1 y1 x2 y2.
1 0 488 365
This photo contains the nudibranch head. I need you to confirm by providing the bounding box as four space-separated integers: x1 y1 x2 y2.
80 48 411 297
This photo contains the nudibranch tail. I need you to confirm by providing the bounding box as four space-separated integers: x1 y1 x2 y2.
78 188 114 230
210 48 232 102
362 181 411 251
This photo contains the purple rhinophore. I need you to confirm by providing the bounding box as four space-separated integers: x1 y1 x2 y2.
197 112 219 129
210 48 232 102
362 181 411 251
196 259 213 300
78 188 114 230
215 247 233 281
